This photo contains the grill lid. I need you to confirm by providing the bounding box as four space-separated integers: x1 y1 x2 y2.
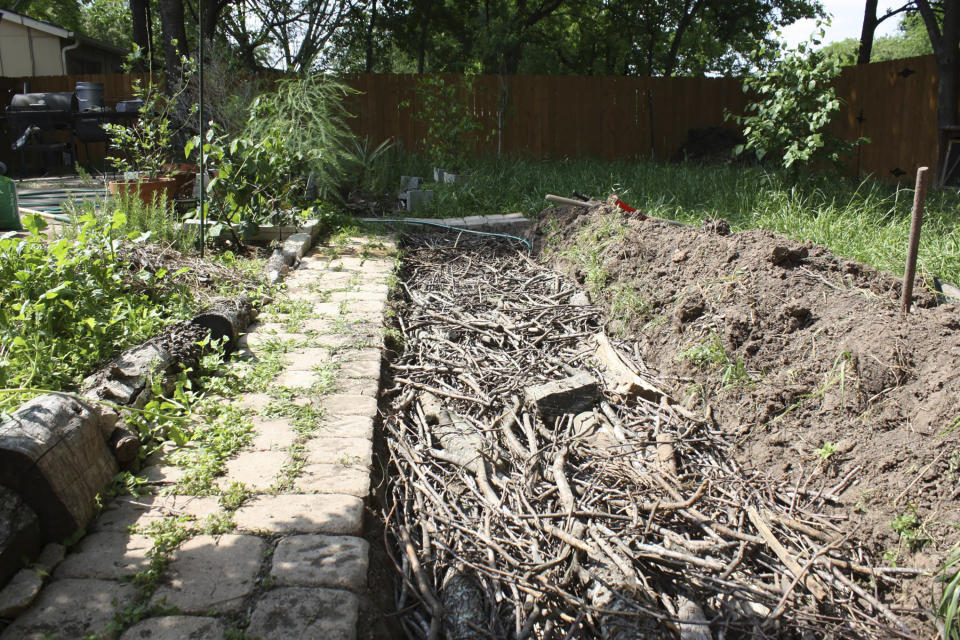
9 92 78 112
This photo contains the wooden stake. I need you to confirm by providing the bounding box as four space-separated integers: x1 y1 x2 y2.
901 166 929 314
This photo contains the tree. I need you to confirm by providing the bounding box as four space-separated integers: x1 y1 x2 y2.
0 0 81 30
914 0 959 174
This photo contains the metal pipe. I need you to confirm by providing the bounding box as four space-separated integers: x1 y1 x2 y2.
901 166 929 314
198 0 206 258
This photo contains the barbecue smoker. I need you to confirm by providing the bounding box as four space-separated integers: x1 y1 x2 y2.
6 92 79 177
4 83 136 177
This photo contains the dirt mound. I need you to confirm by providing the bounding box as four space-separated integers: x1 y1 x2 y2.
534 204 960 622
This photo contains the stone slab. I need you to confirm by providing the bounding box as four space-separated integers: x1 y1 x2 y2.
236 393 273 414
283 348 331 370
0 569 43 618
219 450 288 492
240 332 310 350
336 358 381 379
54 532 152 580
141 464 185 488
295 465 369 497
246 587 359 640
276 369 321 389
321 395 378 419
250 419 298 451
305 437 372 468
151 534 266 614
94 496 220 533
313 302 346 317
234 495 363 535
120 616 226 640
0 578 137 640
334 377 379 397
318 416 375 440
271 535 368 591
329 290 388 303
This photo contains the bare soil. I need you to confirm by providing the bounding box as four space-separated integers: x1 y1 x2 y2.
533 203 960 625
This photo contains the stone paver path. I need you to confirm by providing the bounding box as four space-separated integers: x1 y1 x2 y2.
0 236 395 640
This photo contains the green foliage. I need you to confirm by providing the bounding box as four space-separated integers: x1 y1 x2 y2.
816 441 837 461
105 57 197 178
0 214 191 412
192 75 357 227
890 506 929 551
413 73 490 171
936 545 960 640
678 333 752 388
729 22 866 170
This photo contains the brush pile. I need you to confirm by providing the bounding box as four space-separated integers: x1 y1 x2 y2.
381 235 922 639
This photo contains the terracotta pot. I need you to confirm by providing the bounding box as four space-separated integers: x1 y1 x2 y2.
163 163 199 196
108 177 177 207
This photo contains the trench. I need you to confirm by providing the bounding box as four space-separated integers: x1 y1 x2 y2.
374 233 912 639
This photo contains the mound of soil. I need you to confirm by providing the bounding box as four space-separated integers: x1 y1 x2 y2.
534 204 960 619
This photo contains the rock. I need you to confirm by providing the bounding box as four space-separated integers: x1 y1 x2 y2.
702 218 731 236
33 544 65 574
120 616 226 640
0 569 43 617
0 394 116 541
524 373 599 423
569 291 591 306
0 487 41 586
233 495 364 535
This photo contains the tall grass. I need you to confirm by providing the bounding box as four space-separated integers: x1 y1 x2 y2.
398 156 960 285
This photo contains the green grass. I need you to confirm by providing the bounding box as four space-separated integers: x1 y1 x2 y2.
397 155 960 285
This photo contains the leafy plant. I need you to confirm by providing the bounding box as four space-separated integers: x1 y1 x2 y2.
678 333 752 388
0 214 191 412
414 73 491 172
890 507 929 551
816 442 837 461
727 22 867 170
936 545 960 640
105 56 197 178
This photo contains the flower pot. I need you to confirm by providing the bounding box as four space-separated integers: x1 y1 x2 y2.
163 163 199 197
108 177 177 208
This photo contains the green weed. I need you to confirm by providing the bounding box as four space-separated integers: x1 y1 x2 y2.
936 545 960 640
678 333 752 388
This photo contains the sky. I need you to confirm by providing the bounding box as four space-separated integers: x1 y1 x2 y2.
781 0 905 48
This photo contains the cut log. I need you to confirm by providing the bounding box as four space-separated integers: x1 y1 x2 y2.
191 297 256 353
281 232 312 266
83 341 172 407
107 427 141 465
524 373 599 424
593 333 666 402
0 394 117 541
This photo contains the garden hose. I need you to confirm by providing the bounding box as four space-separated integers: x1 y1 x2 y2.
361 218 532 251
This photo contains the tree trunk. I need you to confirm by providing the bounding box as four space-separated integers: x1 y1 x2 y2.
365 0 378 73
158 0 189 74
663 0 703 77
918 0 960 175
858 0 879 64
129 0 151 68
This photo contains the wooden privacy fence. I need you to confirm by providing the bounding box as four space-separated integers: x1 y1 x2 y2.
0 56 950 180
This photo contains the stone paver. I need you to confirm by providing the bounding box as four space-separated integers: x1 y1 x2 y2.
0 579 137 640
284 348 331 370
0 570 43 618
54 532 152 580
322 394 378 419
305 437 372 468
294 465 370 497
220 450 289 492
318 415 375 439
250 418 299 451
271 535 368 590
234 494 363 535
334 377 380 397
120 616 226 640
151 534 266 614
94 495 220 532
247 587 359 640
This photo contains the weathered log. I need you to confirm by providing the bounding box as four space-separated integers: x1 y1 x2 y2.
190 296 256 353
83 341 172 407
281 232 312 266
441 568 486 640
593 333 666 403
0 394 117 540
264 249 289 285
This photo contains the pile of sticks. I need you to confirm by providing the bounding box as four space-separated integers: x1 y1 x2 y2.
381 235 919 639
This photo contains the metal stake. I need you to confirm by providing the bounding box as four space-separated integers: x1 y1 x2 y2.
900 166 928 314
198 0 205 258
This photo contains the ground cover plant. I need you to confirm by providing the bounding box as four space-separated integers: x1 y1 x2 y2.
401 155 960 286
